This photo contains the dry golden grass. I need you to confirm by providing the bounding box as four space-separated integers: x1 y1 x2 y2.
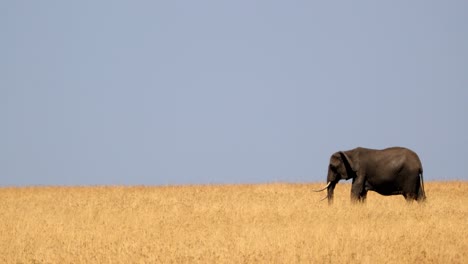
0 181 467 263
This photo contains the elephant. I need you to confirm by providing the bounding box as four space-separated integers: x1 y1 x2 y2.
314 147 426 204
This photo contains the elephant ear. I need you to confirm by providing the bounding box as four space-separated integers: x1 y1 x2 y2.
339 151 359 173
330 152 341 168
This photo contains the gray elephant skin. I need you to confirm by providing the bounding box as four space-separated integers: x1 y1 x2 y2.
314 147 426 204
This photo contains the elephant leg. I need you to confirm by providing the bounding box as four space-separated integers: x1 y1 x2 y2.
359 190 368 203
351 177 365 203
416 186 426 202
402 173 420 202
404 192 417 202
399 167 423 202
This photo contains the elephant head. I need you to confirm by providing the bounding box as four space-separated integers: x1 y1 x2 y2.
314 151 358 204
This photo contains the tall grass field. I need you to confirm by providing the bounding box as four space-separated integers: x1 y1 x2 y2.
1 182 466 263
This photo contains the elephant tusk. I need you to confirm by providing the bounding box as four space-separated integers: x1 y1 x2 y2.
319 195 328 202
312 182 331 192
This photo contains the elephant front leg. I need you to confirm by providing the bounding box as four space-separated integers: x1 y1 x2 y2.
358 190 368 203
351 177 365 203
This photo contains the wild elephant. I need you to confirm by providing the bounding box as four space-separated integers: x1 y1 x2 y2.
314 147 426 204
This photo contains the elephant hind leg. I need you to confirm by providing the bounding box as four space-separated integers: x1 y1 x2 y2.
400 170 421 202
416 187 426 202
403 192 417 202
416 178 426 202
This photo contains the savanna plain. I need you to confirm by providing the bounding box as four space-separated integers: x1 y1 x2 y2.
0 182 466 263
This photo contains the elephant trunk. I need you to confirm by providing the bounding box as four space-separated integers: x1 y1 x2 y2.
327 182 337 204
326 169 338 204
315 168 339 203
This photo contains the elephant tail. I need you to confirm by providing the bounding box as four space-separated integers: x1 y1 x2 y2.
419 169 426 200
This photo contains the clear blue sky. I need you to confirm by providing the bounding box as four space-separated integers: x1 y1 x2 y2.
2 1 467 186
